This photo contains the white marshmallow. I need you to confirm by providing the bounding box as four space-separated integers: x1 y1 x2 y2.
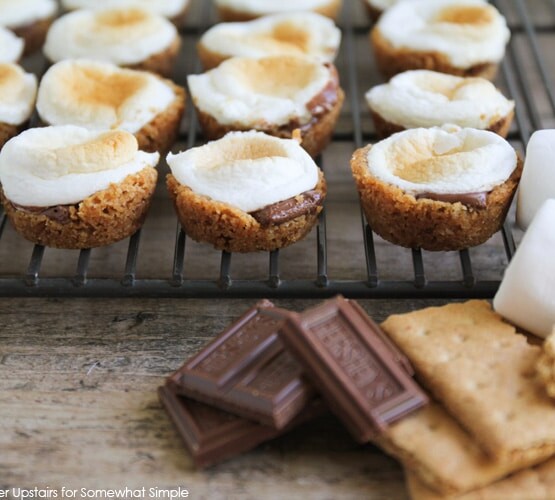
0 126 159 206
37 59 176 134
0 27 24 63
494 199 555 339
367 125 517 196
0 0 57 28
0 63 37 126
167 131 319 213
188 56 333 128
516 130 555 230
215 0 334 16
376 0 510 69
43 8 177 66
366 70 514 130
61 0 189 18
200 13 341 63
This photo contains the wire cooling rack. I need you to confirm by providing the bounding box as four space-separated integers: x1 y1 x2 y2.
0 0 553 298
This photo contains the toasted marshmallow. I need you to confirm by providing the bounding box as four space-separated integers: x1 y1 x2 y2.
0 0 57 29
367 125 517 196
0 63 37 126
200 13 340 63
366 70 514 129
215 0 335 16
517 130 555 230
0 126 159 206
494 199 555 339
0 27 24 63
61 0 189 18
376 0 510 69
37 60 176 134
43 8 177 66
189 56 334 128
167 131 319 213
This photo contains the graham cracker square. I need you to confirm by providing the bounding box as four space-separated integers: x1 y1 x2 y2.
381 300 555 463
406 457 555 500
377 401 525 495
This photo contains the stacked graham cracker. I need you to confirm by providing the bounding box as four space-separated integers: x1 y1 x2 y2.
376 300 555 498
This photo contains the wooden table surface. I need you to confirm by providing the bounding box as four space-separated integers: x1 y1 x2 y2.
2 1 555 498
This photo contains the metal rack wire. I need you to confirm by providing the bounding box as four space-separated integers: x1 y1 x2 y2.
0 0 553 298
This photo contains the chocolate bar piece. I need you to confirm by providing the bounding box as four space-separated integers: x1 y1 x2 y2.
158 384 324 469
169 300 314 429
266 296 428 443
347 299 414 376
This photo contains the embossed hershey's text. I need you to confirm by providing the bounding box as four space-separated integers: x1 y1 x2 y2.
312 317 401 403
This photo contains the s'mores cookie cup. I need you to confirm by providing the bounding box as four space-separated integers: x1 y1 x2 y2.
197 13 341 70
36 60 186 154
351 126 522 251
188 56 344 158
371 0 510 80
0 0 57 55
0 126 159 249
60 0 191 29
0 63 37 150
214 0 342 22
166 131 326 253
366 70 515 139
43 8 180 78
0 27 24 63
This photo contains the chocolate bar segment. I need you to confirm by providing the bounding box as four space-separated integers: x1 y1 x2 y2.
158 384 273 468
267 296 428 443
347 299 414 376
159 384 325 469
169 301 314 429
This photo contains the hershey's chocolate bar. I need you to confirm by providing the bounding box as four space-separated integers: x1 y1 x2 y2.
169 300 314 429
159 384 324 469
266 296 428 442
346 299 414 376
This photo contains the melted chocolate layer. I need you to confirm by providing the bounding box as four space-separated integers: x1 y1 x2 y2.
278 64 340 134
416 191 488 208
306 64 340 116
250 189 323 227
12 203 74 224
